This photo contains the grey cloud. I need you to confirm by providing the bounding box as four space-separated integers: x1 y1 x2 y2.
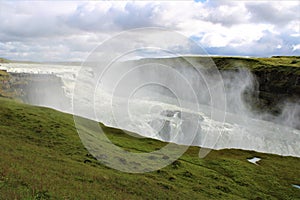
199 1 299 27
0 1 79 42
201 10 248 27
64 3 117 32
113 3 162 29
198 1 249 27
64 2 162 32
246 2 299 26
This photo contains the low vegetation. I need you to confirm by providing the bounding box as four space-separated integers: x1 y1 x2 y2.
0 97 299 199
211 56 300 71
0 58 10 63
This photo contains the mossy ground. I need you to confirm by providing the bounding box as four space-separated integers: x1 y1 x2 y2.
0 58 10 63
0 97 299 199
211 56 300 68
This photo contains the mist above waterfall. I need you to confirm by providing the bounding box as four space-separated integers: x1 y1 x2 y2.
220 68 300 130
73 50 300 157
260 100 300 130
1 57 299 157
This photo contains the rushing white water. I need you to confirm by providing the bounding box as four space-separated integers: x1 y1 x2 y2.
1 62 299 157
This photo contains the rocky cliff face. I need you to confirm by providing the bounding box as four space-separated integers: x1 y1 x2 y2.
0 70 70 110
255 69 299 110
0 70 19 98
212 56 300 113
255 68 299 94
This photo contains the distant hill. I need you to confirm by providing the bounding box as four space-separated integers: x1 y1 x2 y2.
0 57 40 64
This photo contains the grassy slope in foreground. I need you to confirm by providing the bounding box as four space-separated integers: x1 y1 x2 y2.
0 98 299 199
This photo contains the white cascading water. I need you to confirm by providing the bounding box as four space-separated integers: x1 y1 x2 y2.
1 61 299 157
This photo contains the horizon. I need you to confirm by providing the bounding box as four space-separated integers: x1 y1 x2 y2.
2 54 300 64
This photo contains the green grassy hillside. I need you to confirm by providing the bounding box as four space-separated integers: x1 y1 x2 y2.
0 58 10 63
0 97 299 199
211 56 300 71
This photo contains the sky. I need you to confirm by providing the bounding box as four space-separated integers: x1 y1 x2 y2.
0 0 299 62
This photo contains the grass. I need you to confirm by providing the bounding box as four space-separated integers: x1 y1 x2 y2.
0 58 10 63
0 70 9 76
0 97 299 199
210 56 300 75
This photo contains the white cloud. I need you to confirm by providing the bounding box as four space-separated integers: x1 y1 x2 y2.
293 44 300 51
0 0 299 61
201 33 229 48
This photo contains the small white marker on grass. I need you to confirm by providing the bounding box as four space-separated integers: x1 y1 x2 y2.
247 157 261 165
292 184 300 189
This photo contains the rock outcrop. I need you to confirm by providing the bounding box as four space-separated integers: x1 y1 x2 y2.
0 70 70 110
